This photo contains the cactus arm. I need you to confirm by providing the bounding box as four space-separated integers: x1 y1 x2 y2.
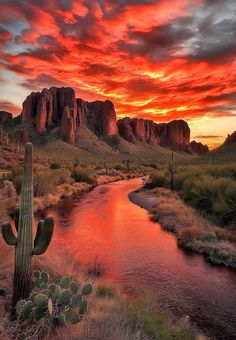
33 217 54 255
34 220 44 248
2 222 17 245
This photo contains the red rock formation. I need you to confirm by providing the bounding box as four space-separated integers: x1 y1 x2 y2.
21 87 117 140
155 120 190 149
0 111 12 125
21 87 77 134
190 140 209 154
59 106 75 143
117 118 135 143
86 100 118 136
118 118 159 144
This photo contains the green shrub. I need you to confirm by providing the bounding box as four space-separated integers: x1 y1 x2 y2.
34 168 70 197
96 284 117 299
112 163 126 171
50 163 61 170
127 294 195 340
148 171 168 188
71 168 96 184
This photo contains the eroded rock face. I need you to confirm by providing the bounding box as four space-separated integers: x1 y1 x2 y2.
86 100 118 136
118 118 189 149
157 120 190 149
59 106 75 143
190 140 209 154
21 87 77 134
0 111 12 125
223 131 236 145
118 118 159 144
21 87 117 139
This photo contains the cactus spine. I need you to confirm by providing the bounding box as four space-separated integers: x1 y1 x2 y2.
1 142 54 308
168 152 177 191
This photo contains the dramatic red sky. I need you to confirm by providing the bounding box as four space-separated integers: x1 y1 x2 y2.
0 0 236 148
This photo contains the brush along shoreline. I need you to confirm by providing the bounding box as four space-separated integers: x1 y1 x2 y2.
129 188 236 269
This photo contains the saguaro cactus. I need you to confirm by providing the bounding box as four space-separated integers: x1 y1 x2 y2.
168 152 177 191
2 142 54 308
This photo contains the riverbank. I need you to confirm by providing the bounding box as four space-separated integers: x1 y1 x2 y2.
129 187 236 269
33 171 146 213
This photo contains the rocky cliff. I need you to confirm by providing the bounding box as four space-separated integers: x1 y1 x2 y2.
223 131 236 145
0 111 12 125
21 87 117 142
190 140 209 154
2 86 208 153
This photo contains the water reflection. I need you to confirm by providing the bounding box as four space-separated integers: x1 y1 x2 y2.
43 178 236 339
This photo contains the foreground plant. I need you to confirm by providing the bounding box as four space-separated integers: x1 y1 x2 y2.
16 270 92 328
1 142 54 308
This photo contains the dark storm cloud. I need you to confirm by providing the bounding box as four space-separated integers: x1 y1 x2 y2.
205 91 236 103
118 19 194 61
18 35 68 62
82 63 120 76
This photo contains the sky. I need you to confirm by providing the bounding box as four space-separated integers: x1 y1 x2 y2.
0 0 236 148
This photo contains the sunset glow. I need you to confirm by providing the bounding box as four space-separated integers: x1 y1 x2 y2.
0 0 236 147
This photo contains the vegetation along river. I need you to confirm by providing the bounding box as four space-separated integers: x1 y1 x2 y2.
40 178 236 339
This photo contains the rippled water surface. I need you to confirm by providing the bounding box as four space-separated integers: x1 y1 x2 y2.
43 178 236 339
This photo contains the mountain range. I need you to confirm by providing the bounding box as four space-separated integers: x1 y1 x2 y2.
0 86 230 156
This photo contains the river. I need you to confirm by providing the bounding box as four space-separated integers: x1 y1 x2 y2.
40 178 236 339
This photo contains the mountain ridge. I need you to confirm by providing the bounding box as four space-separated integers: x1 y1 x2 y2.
0 86 208 154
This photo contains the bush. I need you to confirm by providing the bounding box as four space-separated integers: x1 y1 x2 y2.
71 168 96 185
50 163 61 170
34 168 70 197
148 171 168 188
96 284 117 299
112 163 126 171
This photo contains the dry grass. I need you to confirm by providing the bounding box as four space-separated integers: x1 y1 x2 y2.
134 187 236 269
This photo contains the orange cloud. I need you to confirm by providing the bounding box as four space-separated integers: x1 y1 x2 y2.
0 0 235 146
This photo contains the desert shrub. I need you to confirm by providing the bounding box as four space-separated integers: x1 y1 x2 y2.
127 294 195 340
148 171 168 188
183 175 236 226
148 162 158 169
71 168 96 185
3 166 23 194
34 169 70 197
50 163 61 170
112 163 126 171
96 284 117 299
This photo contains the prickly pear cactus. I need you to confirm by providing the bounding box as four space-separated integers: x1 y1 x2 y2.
1 143 54 308
16 271 92 328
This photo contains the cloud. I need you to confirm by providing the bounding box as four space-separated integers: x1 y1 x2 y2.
0 0 235 132
0 100 21 114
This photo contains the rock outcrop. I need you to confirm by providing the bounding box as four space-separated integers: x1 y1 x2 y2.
0 111 12 125
59 106 75 143
189 140 209 154
223 131 236 145
118 118 190 150
118 118 159 144
0 86 208 154
21 87 117 138
82 99 118 136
